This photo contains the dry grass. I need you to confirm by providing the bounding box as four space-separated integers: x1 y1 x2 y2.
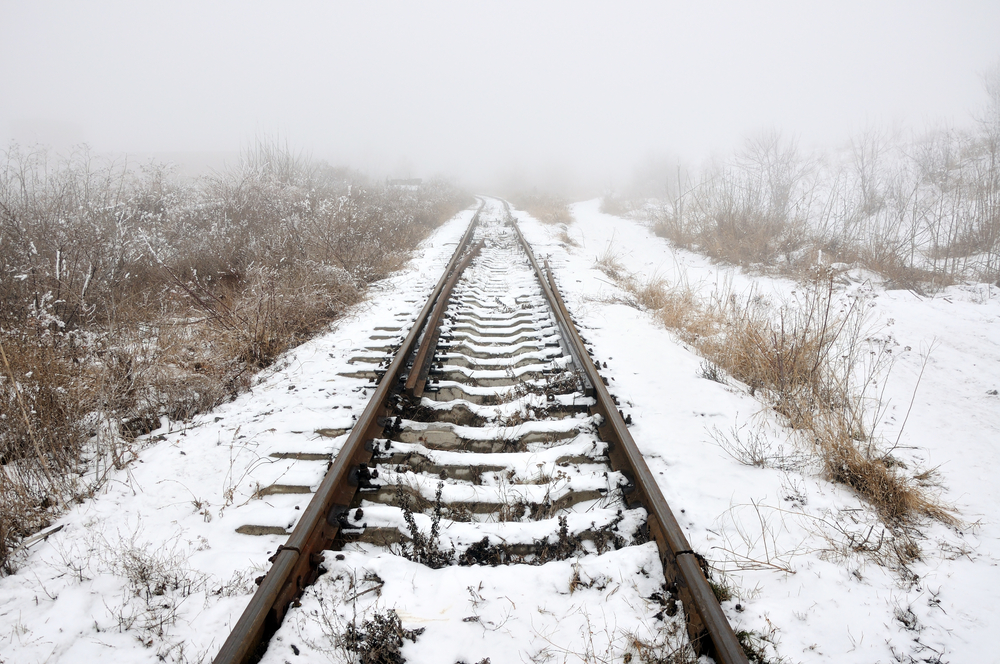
0 140 470 573
594 244 628 281
509 191 575 225
598 255 953 538
557 228 579 247
596 255 713 340
812 412 954 527
598 194 631 217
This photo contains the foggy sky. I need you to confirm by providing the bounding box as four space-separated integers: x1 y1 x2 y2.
2 1 999 192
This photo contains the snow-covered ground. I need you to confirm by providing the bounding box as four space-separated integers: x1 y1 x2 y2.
517 200 1000 663
1 198 998 663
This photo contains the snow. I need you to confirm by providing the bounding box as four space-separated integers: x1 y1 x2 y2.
1 197 998 663
516 199 1000 663
261 544 675 664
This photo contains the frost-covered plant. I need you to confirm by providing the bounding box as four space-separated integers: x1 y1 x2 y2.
630 71 1000 288
394 480 453 568
0 140 469 573
293 570 424 664
600 258 952 539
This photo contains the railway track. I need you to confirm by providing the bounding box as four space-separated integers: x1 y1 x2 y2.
215 199 748 664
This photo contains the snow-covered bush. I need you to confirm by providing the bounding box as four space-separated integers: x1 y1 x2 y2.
0 140 469 573
615 68 1000 288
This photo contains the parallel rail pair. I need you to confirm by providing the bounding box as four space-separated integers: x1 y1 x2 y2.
213 203 748 664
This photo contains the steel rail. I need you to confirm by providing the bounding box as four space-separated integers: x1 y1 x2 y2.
404 239 484 398
508 216 749 664
213 203 483 664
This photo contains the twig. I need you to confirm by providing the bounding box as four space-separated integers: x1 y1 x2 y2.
0 334 62 505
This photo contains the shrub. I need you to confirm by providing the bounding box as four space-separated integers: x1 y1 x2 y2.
599 258 952 535
644 115 999 287
0 140 470 573
509 191 574 225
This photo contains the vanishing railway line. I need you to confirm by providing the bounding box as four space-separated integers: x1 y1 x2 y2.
214 200 748 664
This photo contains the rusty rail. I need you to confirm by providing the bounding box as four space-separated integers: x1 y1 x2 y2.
404 239 484 398
212 203 482 664
508 215 749 664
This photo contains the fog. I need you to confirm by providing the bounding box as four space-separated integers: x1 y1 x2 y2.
2 1 999 193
